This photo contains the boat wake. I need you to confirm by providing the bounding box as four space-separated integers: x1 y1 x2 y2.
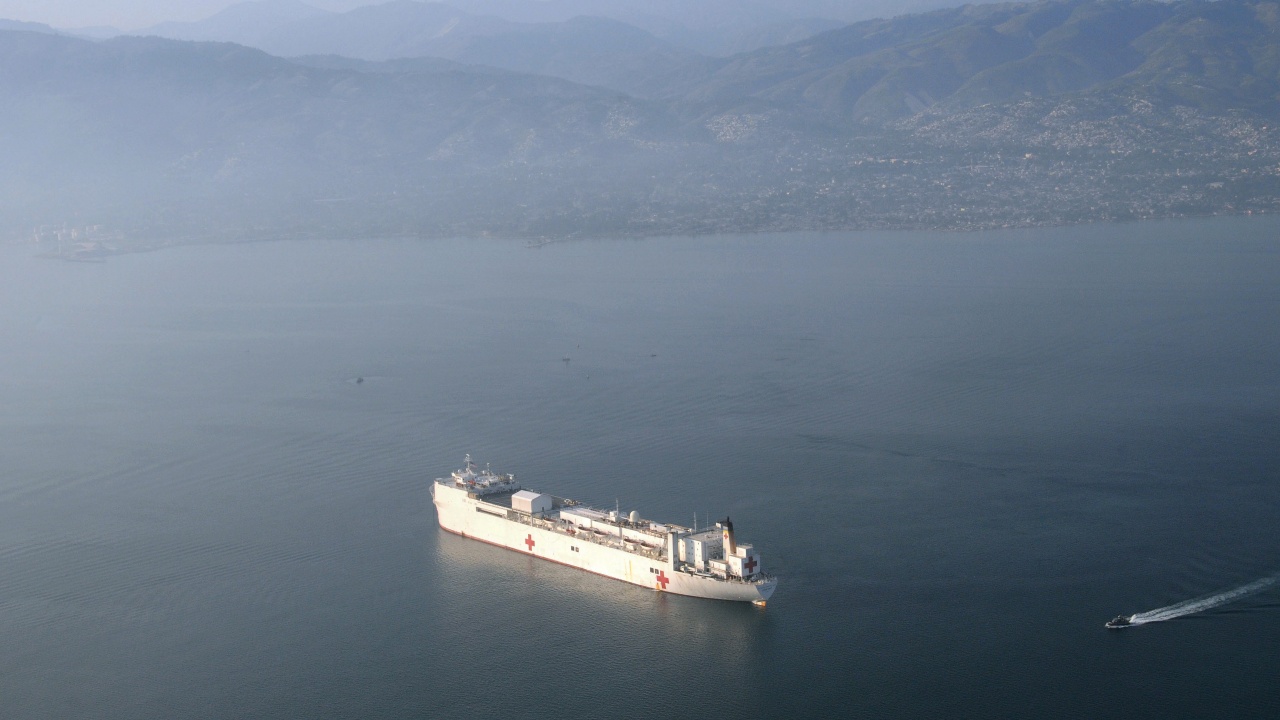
1125 573 1280 626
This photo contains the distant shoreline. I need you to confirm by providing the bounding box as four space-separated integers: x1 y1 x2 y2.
13 208 1276 259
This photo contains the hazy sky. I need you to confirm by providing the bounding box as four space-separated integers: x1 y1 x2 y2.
0 1 374 29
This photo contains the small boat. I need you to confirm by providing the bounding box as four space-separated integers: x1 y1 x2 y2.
1105 615 1134 629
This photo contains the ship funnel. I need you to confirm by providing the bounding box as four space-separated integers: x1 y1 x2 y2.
721 517 736 555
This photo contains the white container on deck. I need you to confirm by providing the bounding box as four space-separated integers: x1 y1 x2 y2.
512 490 553 515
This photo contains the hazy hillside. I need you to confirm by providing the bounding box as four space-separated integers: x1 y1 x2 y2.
0 30 693 239
132 0 848 57
249 4 712 96
4 0 1280 245
0 18 60 35
125 0 1013 59
429 16 714 98
443 0 1013 54
247 1 514 60
680 0 1280 121
145 0 330 44
133 1 712 96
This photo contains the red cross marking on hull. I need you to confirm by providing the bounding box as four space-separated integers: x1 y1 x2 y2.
655 570 670 590
744 556 757 573
524 534 535 551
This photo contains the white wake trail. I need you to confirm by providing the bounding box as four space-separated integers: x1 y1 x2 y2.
1127 574 1280 626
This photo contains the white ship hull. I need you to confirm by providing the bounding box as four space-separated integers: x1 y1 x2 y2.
432 476 776 604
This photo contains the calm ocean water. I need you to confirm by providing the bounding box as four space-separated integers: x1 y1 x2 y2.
1 218 1278 718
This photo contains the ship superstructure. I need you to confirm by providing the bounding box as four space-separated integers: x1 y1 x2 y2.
431 455 777 604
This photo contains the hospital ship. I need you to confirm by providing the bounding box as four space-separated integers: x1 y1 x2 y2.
431 455 777 604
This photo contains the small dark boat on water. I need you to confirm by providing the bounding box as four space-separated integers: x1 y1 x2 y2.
1105 615 1134 629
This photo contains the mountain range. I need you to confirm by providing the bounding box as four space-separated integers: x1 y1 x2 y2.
118 0 1280 115
2 0 1278 243
131 0 989 57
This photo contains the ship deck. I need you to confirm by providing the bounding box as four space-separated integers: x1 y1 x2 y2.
440 479 774 589
468 488 668 561
474 490 516 508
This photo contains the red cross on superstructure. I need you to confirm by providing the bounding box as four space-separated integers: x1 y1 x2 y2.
744 556 757 574
655 570 670 590
524 534 535 552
